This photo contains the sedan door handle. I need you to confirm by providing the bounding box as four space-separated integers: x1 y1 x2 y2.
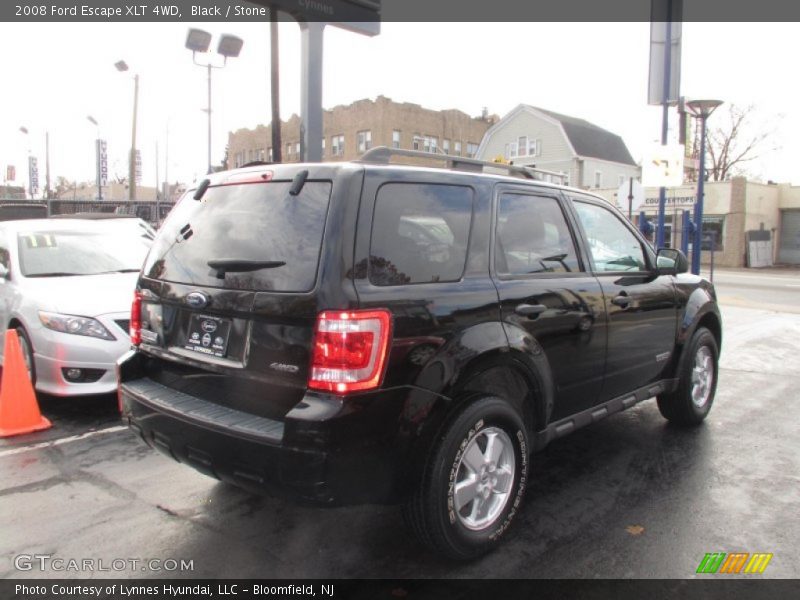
515 303 547 317
611 294 631 308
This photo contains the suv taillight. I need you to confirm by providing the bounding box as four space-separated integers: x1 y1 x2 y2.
308 309 392 394
130 291 142 346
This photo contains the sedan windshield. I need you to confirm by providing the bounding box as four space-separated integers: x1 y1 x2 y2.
17 229 151 277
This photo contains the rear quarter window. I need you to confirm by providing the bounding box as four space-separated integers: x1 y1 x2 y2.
369 183 473 286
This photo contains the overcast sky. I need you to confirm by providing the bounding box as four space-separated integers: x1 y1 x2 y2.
0 21 797 193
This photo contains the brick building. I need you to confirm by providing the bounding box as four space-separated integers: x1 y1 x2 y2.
227 95 496 167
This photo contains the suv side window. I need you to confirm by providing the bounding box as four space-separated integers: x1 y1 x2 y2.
369 183 473 286
573 201 647 272
496 193 580 275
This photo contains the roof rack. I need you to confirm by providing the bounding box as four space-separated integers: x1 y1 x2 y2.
356 146 568 184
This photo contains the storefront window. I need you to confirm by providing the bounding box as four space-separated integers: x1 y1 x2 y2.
702 216 725 251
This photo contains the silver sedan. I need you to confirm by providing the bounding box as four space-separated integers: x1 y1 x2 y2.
0 217 153 396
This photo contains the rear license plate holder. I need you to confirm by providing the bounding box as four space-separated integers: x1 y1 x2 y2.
184 314 232 358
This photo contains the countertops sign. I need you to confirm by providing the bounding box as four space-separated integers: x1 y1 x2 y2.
644 195 696 208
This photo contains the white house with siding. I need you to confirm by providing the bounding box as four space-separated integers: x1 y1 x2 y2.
476 104 640 189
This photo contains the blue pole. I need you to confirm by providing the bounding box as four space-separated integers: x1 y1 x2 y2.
692 115 707 275
681 209 691 256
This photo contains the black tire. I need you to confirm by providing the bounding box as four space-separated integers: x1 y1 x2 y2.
14 326 37 386
403 396 529 560
657 327 718 426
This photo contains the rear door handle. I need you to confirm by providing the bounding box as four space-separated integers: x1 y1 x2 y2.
611 294 631 308
515 303 547 317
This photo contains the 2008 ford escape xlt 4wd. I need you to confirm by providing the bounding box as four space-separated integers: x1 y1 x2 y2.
118 148 721 560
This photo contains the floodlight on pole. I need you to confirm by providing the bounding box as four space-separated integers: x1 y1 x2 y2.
115 59 139 201
685 98 723 276
185 29 244 175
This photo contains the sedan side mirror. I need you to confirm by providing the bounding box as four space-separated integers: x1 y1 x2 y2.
655 248 689 276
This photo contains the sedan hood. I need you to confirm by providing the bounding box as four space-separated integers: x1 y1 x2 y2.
23 272 139 317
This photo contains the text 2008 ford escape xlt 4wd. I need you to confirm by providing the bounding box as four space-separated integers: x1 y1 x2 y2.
118 148 721 560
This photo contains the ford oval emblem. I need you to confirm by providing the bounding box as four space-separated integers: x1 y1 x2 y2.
186 291 209 309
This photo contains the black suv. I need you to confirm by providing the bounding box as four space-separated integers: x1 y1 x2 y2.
118 148 721 560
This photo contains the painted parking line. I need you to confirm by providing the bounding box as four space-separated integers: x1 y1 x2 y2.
0 425 127 458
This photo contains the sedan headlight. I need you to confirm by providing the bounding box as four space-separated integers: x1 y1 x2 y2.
38 311 116 341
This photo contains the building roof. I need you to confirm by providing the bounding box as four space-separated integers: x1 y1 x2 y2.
533 106 636 166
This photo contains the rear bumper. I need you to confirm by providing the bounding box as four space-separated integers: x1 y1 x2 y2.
118 364 438 505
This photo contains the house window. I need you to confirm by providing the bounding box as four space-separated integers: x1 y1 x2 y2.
443 139 450 154
392 130 401 149
454 141 462 156
295 142 300 156
331 134 344 156
529 139 541 157
321 138 325 158
286 142 292 158
357 130 372 153
466 142 479 158
594 171 603 188
427 136 438 154
267 147 273 161
413 134 421 151
517 137 528 156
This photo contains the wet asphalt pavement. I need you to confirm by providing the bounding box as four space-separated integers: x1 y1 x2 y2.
2 297 799 580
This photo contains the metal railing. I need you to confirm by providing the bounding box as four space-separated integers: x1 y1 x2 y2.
0 198 176 227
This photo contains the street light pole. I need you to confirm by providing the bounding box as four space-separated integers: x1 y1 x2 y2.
87 115 102 201
115 60 138 202
207 63 212 174
18 126 32 199
130 73 139 201
185 28 243 175
686 99 723 276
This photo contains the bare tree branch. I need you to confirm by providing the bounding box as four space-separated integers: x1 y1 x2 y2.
701 104 782 181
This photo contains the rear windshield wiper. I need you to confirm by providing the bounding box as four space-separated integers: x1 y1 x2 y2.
207 259 286 279
25 272 81 278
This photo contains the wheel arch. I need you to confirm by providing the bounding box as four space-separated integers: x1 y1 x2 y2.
669 296 722 381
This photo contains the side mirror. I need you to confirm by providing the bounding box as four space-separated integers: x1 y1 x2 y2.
656 248 689 276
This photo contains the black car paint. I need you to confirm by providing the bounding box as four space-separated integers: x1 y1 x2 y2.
118 162 722 505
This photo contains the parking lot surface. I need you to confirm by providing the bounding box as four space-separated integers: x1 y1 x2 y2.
2 301 799 579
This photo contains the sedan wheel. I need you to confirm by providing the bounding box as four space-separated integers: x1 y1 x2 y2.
15 327 37 384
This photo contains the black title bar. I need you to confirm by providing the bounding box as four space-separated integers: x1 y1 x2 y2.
3 0 800 22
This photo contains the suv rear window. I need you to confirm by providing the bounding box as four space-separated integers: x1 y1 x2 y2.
143 181 331 292
369 183 473 286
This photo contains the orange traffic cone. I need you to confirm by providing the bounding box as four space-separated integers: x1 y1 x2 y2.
0 329 51 437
